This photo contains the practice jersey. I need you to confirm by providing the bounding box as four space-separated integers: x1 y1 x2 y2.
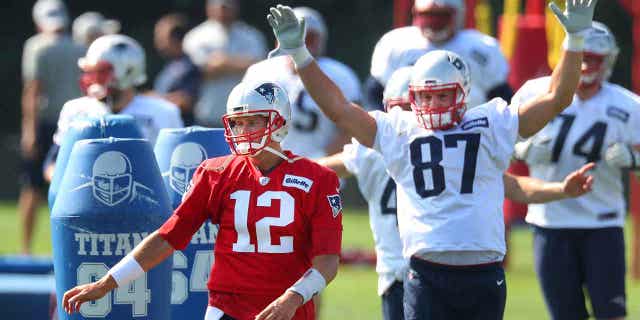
244 56 362 158
515 77 640 228
342 139 405 295
371 99 519 259
53 95 183 146
158 152 342 314
370 27 508 107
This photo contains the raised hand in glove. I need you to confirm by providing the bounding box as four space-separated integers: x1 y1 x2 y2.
548 0 598 51
549 0 598 34
267 4 313 68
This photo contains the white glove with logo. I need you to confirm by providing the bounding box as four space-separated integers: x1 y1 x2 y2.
514 137 554 165
267 4 313 68
605 142 639 169
548 0 598 51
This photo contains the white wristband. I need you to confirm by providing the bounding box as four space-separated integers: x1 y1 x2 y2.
108 254 144 287
563 33 585 52
285 46 313 69
286 268 326 304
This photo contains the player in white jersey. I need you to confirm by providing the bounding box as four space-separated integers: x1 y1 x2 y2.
365 0 511 110
244 7 361 159
514 22 637 320
44 34 183 182
266 1 597 318
319 66 595 320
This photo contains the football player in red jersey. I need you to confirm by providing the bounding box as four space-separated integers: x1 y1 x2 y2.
62 80 343 320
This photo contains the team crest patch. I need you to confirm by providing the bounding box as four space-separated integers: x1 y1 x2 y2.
282 174 313 192
255 82 280 104
606 106 630 123
327 194 342 218
461 117 489 130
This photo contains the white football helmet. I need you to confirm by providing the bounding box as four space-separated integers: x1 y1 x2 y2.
293 7 327 56
409 50 471 130
78 34 147 99
223 81 291 156
413 0 465 43
580 21 619 88
383 66 413 111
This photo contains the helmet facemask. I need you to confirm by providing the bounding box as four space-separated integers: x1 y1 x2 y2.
79 60 115 99
409 82 466 130
222 110 286 157
413 5 457 43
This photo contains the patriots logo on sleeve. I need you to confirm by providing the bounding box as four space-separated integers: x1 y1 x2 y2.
255 83 279 104
327 194 342 218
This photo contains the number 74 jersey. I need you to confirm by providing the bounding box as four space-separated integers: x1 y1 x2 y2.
370 99 519 259
159 152 343 296
516 77 640 228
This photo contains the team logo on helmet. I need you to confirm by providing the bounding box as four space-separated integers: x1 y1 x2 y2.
164 142 208 195
255 83 280 104
71 150 156 207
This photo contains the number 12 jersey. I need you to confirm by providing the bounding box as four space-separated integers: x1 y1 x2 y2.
158 152 342 301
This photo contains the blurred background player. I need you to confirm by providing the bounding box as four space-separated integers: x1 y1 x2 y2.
183 0 267 127
62 80 342 320
71 11 121 48
514 21 637 320
151 13 201 125
366 0 512 111
244 6 361 159
19 0 84 254
43 34 183 182
318 66 595 320
266 0 596 317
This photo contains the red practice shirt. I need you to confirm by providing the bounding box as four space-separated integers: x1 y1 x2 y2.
158 152 343 318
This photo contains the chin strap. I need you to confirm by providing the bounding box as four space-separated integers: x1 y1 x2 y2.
263 146 301 163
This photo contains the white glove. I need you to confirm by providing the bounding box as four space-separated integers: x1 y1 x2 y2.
605 142 639 169
549 0 598 51
549 0 598 34
266 5 313 68
514 137 554 165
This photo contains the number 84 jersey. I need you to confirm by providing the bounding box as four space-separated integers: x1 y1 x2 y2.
370 99 519 259
158 152 342 296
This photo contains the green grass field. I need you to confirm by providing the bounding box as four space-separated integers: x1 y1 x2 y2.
0 202 638 319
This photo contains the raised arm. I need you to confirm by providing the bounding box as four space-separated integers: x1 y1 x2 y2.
267 5 378 148
62 231 174 314
518 0 598 138
503 162 595 203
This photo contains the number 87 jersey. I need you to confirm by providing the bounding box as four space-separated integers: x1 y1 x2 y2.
370 98 519 260
158 152 342 298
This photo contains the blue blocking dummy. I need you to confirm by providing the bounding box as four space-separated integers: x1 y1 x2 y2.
153 127 229 320
51 138 172 320
48 115 144 209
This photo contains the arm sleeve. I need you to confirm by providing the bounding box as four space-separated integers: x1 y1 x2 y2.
490 99 520 169
22 39 38 81
629 101 640 146
341 139 366 176
158 165 216 250
310 171 343 257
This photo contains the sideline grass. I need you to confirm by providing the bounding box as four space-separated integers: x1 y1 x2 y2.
0 202 637 319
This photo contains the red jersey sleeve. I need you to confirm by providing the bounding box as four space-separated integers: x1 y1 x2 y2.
310 170 343 257
158 164 217 250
